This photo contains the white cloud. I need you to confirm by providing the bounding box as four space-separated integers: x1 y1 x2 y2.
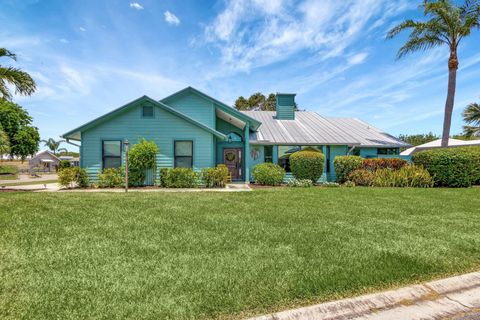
164 11 180 26
203 0 411 74
59 38 69 44
79 27 86 32
348 52 369 65
129 2 144 10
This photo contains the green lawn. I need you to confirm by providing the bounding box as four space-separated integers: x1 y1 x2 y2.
1 188 480 319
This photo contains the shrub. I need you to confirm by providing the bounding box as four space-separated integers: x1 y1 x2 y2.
58 167 89 188
98 168 124 188
0 165 18 175
252 163 285 186
343 181 356 187
412 147 480 187
289 150 325 183
320 182 340 188
201 164 229 188
348 169 375 186
127 167 146 187
334 156 363 183
128 139 159 170
362 158 408 171
287 178 313 188
372 165 433 188
160 168 198 188
58 160 71 170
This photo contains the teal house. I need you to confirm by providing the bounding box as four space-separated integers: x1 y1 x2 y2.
62 87 409 183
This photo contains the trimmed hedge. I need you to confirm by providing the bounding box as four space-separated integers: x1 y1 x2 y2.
160 168 198 188
98 168 124 188
0 165 18 175
289 150 325 183
252 163 285 186
412 146 480 187
201 165 229 188
59 167 89 188
362 158 407 171
333 156 363 183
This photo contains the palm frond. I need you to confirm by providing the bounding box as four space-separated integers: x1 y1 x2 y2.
463 125 480 137
0 48 16 61
0 66 36 99
396 35 445 59
463 102 480 125
386 20 421 39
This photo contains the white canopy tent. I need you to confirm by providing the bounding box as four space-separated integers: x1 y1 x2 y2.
400 138 480 156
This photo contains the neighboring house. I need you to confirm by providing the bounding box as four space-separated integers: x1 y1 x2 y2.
61 86 409 183
401 138 480 156
59 155 80 167
29 150 60 172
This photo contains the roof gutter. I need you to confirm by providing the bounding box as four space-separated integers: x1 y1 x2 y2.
66 139 81 148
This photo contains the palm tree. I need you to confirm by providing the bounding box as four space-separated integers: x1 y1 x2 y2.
387 0 480 147
0 48 36 100
463 102 480 137
41 138 67 155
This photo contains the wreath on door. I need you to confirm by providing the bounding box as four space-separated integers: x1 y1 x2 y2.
225 152 236 162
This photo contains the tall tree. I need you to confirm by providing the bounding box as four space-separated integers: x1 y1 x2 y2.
264 93 277 111
398 132 439 146
0 48 36 100
462 102 480 137
41 138 67 155
387 0 480 147
234 96 249 111
0 99 40 160
0 125 10 155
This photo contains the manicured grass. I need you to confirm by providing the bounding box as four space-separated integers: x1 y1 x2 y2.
1 188 480 319
0 179 58 187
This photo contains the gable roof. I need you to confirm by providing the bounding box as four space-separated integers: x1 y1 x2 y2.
160 86 262 130
32 150 60 161
242 111 410 148
61 95 227 141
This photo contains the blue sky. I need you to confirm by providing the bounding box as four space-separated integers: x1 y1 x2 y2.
1 0 480 149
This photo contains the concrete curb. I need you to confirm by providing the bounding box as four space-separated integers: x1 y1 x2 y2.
249 271 480 320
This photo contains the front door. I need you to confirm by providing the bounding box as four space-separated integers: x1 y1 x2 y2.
223 148 242 180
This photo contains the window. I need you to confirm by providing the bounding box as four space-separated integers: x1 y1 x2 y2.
377 148 399 155
264 145 273 163
174 140 193 168
142 105 154 118
103 140 122 169
277 146 300 172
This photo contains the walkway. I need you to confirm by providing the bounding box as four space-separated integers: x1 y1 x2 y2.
250 271 480 320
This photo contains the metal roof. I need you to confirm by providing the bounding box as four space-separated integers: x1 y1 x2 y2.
241 111 410 147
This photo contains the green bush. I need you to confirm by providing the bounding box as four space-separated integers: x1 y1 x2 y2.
412 147 480 187
58 160 71 170
98 168 124 188
127 167 146 187
287 178 313 188
252 163 285 186
348 169 375 186
333 156 363 183
372 165 433 188
160 168 198 188
128 139 159 170
58 167 89 188
342 181 356 187
289 150 325 183
0 165 18 175
362 158 408 171
201 164 229 188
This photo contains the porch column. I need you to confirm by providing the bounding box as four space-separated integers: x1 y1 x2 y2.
272 145 278 164
322 145 328 182
244 123 250 183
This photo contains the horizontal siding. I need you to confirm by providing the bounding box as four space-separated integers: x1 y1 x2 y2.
276 105 294 120
163 93 215 128
81 104 214 182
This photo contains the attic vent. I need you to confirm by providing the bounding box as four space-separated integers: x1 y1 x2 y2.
142 105 154 118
